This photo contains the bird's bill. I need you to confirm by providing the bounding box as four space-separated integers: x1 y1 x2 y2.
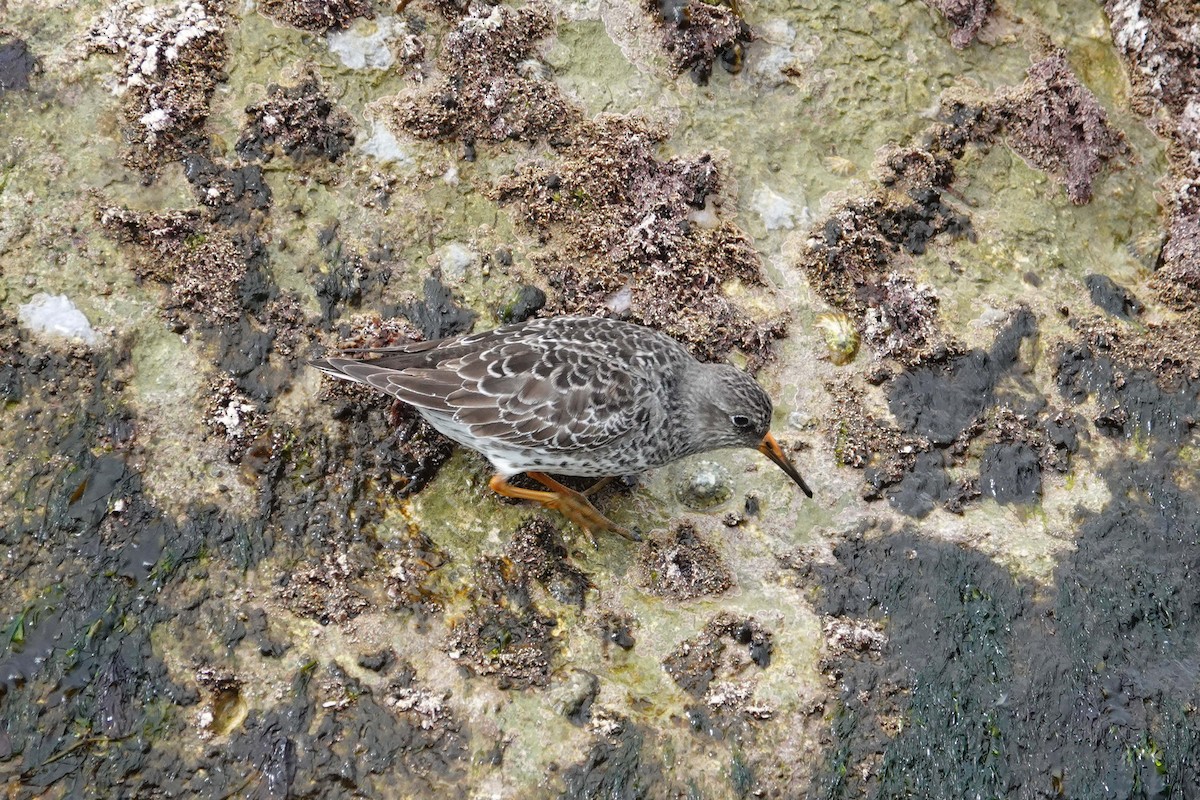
758 433 814 498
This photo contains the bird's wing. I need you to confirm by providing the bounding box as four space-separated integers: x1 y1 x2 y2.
317 318 669 453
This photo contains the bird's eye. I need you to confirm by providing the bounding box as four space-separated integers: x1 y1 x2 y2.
731 414 753 430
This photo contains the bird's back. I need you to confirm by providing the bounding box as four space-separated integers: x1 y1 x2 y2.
312 316 695 476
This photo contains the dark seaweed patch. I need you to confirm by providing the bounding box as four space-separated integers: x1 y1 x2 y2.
1086 273 1144 319
887 309 1036 445
978 442 1041 504
879 450 951 518
402 275 477 340
0 37 35 93
872 310 1044 513
811 334 1200 797
0 338 256 795
313 225 394 326
811 471 1200 798
1057 343 1199 443
560 720 664 800
182 153 273 226
234 664 468 795
0 320 469 797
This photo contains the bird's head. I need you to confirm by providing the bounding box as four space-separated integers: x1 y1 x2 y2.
684 364 813 498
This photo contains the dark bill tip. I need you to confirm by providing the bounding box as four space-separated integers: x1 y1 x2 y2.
757 432 814 498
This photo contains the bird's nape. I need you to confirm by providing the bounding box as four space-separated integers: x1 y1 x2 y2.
757 432 813 498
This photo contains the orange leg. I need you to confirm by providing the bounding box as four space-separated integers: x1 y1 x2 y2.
488 474 639 544
581 476 615 497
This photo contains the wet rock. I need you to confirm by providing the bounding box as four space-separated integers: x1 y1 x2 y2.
551 669 600 725
358 649 396 673
674 459 733 510
638 522 733 601
496 284 546 324
599 612 637 652
0 37 35 93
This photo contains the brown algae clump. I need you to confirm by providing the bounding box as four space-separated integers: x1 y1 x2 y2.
258 0 373 32
638 522 733 601
236 71 356 164
1103 1 1199 311
799 50 1126 363
923 0 994 49
663 613 773 697
98 206 248 324
495 114 785 366
388 3 579 146
87 0 229 174
647 0 753 83
993 50 1129 205
444 555 559 689
383 3 782 366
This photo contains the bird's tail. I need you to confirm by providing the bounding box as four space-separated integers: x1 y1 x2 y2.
309 357 367 385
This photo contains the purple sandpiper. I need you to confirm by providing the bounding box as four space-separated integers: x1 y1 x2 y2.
311 316 811 540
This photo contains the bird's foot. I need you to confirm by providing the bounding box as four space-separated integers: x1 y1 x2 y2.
489 474 640 545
